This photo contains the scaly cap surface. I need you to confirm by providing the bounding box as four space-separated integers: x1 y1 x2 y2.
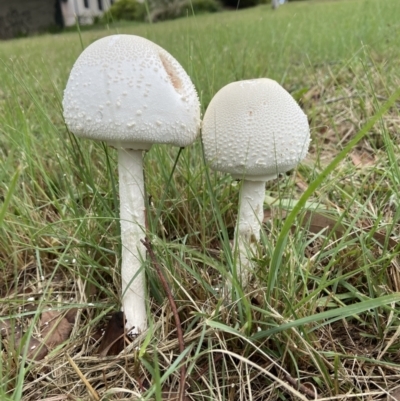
63 34 200 149
201 79 310 181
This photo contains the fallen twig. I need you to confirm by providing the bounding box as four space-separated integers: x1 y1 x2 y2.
141 237 187 401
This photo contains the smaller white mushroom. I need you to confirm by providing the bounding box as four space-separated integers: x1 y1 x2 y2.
201 78 310 285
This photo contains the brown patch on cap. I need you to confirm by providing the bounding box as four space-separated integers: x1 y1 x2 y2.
159 53 183 94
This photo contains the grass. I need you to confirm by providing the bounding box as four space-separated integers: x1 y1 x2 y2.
1 0 400 399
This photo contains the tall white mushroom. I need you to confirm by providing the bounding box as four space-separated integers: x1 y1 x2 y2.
201 78 310 285
63 34 200 334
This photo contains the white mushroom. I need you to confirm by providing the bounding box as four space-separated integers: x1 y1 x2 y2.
201 78 310 285
63 34 200 334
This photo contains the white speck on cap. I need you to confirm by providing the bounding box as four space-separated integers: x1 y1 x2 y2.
63 35 200 150
201 79 310 181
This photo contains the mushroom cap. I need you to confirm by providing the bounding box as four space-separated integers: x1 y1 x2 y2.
63 35 200 149
201 78 310 181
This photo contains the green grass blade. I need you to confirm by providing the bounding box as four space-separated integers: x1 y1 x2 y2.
266 87 400 301
253 293 400 338
0 166 21 227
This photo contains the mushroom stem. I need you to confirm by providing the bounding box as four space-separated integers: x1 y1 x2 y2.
118 148 147 334
234 180 265 283
237 180 265 242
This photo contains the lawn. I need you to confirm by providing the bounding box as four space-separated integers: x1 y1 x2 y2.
1 0 400 399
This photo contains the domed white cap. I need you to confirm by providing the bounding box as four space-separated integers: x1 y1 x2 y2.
63 34 200 150
202 79 310 181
